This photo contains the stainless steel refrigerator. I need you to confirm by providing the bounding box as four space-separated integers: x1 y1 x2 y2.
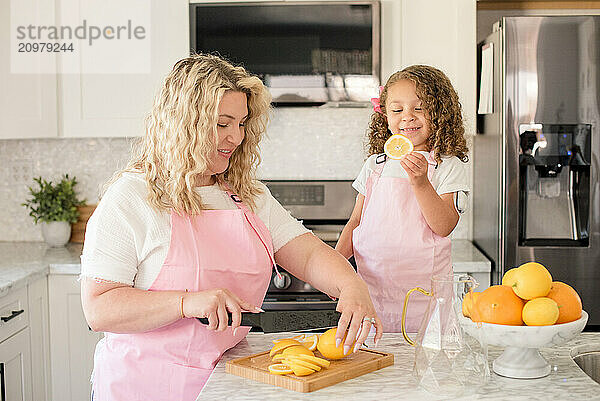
473 16 599 326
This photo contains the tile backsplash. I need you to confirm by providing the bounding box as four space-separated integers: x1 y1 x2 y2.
1 107 470 241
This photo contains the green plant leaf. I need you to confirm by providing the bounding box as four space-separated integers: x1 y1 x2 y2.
22 174 87 224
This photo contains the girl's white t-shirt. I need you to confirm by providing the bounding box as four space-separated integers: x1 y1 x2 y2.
352 152 470 213
80 173 309 290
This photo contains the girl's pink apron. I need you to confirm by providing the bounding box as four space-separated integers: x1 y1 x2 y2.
352 152 453 333
91 189 275 401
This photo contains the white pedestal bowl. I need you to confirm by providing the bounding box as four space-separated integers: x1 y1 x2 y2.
460 311 588 379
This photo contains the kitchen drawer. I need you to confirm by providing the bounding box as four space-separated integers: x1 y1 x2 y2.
0 286 29 343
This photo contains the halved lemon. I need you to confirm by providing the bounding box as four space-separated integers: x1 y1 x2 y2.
300 334 318 351
268 363 293 375
272 334 305 345
269 339 303 357
384 134 413 160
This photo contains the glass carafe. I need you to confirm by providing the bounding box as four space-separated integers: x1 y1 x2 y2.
401 273 489 396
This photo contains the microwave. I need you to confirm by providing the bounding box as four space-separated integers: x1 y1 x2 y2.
189 1 381 106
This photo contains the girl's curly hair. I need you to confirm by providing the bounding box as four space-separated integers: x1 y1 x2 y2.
367 65 468 164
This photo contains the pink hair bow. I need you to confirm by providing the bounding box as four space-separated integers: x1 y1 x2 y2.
370 86 385 114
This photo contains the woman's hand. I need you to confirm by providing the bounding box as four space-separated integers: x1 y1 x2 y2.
182 288 261 333
335 279 383 353
400 152 429 187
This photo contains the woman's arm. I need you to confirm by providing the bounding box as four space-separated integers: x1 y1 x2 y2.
81 278 260 334
335 194 365 259
275 233 383 352
401 153 459 237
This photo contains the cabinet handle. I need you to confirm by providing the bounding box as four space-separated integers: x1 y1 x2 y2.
0 309 24 323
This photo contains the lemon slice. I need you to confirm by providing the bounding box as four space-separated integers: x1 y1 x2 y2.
384 134 413 160
300 334 318 351
268 363 293 375
269 339 303 357
294 354 331 368
282 345 314 357
285 356 321 371
280 360 316 376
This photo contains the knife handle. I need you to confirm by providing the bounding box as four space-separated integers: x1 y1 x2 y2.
196 312 260 327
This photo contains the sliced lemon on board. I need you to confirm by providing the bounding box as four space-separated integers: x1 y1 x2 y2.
301 334 319 351
269 339 303 357
294 354 331 368
384 134 413 160
268 363 294 375
285 356 321 371
282 345 314 357
280 360 316 376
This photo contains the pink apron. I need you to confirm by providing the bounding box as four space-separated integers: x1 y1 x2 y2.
91 188 275 401
352 152 453 333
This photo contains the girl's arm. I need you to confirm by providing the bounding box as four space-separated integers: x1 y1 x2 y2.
335 194 365 258
81 278 261 334
276 232 383 351
401 153 459 237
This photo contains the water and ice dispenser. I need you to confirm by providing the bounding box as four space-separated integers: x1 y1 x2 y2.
518 124 591 246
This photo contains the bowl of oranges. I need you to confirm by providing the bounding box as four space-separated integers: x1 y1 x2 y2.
459 262 587 379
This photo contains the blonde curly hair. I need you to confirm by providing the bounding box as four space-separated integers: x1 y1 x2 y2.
367 65 468 164
108 53 272 214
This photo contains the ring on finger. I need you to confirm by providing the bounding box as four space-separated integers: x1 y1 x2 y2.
363 316 376 324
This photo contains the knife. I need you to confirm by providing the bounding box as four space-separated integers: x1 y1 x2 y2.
196 310 341 333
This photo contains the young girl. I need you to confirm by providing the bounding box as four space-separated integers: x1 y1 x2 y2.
336 65 469 333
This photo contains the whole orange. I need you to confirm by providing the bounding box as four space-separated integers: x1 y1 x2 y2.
316 328 353 360
471 285 524 325
546 281 582 324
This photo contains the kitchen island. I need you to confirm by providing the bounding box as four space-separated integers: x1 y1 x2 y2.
198 332 600 400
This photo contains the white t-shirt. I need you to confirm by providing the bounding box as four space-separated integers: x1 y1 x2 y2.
80 173 309 290
352 152 470 213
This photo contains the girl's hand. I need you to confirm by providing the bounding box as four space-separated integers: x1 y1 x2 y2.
400 152 429 187
182 288 261 332
335 280 383 353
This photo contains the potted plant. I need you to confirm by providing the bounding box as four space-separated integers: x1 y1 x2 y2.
22 174 86 247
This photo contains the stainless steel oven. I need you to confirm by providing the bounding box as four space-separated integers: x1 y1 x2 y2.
261 180 357 311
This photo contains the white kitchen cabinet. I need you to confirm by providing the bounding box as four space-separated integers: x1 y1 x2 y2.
0 0 58 139
48 275 102 401
58 0 189 137
28 277 51 401
0 328 33 401
0 287 33 401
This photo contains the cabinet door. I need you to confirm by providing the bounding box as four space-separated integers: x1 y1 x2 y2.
0 328 33 401
0 0 58 139
49 275 102 401
28 277 50 401
58 0 189 137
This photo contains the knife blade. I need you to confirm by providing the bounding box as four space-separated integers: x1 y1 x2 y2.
196 310 341 333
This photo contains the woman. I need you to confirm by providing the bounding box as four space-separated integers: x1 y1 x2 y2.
80 54 382 401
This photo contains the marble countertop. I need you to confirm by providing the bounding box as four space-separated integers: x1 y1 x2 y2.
198 332 600 400
0 242 82 297
0 239 489 297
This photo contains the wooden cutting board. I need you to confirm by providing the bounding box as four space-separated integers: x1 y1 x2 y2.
226 348 394 393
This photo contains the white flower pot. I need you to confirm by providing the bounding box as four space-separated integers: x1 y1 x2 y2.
41 221 71 247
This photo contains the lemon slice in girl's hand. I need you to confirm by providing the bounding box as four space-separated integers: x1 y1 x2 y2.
384 134 413 160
